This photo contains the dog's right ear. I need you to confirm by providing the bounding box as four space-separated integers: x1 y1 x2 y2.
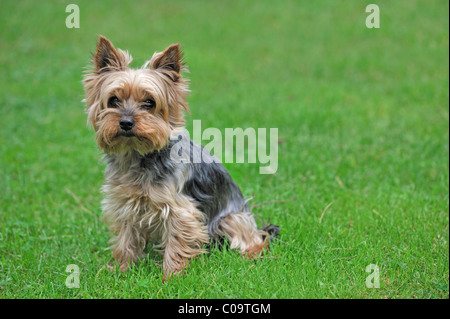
93 36 132 72
149 44 182 73
148 44 187 83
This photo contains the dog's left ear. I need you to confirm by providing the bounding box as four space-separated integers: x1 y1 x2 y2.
93 36 132 72
149 44 184 76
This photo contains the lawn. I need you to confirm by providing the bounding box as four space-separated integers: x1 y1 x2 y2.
0 0 448 299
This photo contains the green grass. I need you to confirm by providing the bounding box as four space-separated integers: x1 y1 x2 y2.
0 0 448 299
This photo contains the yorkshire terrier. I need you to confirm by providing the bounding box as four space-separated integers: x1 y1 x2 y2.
83 36 279 279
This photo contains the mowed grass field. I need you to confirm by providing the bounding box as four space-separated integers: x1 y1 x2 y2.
0 0 448 299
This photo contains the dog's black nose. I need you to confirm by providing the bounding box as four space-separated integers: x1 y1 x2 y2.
119 118 135 131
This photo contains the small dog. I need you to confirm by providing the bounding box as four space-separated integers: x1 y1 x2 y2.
83 36 279 279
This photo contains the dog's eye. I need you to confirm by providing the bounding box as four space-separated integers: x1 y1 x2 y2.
142 99 156 110
108 96 120 108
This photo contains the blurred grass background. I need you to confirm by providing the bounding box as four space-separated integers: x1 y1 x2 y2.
0 0 448 298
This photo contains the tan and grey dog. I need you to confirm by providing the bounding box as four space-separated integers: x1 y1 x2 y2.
83 36 279 279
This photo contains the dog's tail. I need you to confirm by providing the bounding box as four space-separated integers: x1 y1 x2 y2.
243 198 280 242
261 224 280 242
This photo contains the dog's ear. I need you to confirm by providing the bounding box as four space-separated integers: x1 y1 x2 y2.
149 44 183 74
94 36 131 72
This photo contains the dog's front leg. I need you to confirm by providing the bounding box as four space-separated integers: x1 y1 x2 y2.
109 221 146 272
160 198 210 280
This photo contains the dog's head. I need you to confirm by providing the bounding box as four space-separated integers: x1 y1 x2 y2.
83 36 189 155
